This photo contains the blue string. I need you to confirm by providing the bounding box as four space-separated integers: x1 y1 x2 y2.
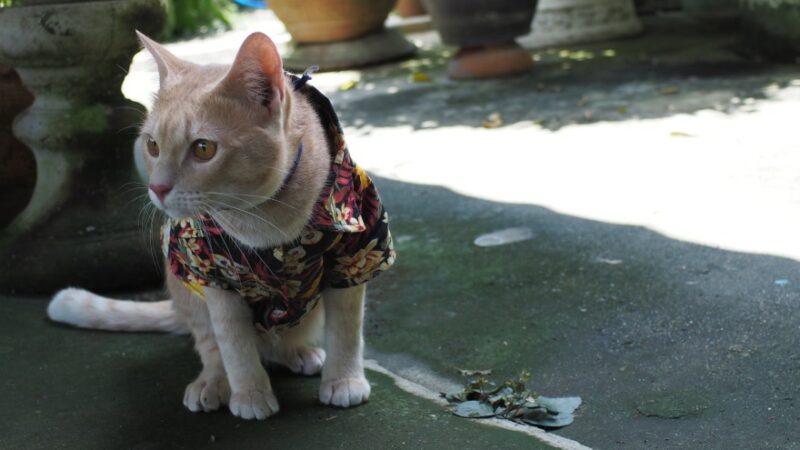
293 65 319 91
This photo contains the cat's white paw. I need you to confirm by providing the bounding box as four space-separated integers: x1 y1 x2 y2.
286 347 326 376
183 373 231 413
229 389 280 420
319 377 370 408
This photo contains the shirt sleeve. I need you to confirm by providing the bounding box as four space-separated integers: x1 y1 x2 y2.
325 206 396 289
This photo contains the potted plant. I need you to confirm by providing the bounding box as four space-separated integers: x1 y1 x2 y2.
268 0 416 70
423 0 538 80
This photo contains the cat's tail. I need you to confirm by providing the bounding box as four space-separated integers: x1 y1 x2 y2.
47 288 188 334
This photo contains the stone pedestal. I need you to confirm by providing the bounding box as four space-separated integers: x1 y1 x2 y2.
0 0 165 294
521 0 643 49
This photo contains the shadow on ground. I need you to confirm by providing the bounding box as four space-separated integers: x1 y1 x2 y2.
368 176 800 449
2 176 798 449
330 15 800 132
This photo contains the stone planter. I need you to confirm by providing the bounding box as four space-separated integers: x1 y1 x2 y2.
423 0 537 79
269 0 416 71
0 65 35 229
520 0 642 49
0 0 165 294
740 0 800 61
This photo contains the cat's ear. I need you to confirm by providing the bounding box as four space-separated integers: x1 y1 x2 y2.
136 30 189 89
216 32 285 111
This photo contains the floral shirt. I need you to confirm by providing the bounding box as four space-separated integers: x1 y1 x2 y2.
162 78 395 330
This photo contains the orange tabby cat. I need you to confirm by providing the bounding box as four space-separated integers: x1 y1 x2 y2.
48 32 395 420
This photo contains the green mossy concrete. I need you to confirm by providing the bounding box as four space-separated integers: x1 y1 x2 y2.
366 177 800 448
0 295 554 450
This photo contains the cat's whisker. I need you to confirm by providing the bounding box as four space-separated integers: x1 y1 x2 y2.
206 205 275 285
206 191 300 212
205 199 290 239
205 192 262 209
204 203 279 280
144 203 164 272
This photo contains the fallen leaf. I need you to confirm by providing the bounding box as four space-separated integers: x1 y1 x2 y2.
670 131 693 137
660 86 680 95
410 71 431 82
339 80 359 91
458 369 493 377
482 112 503 128
453 400 496 418
444 369 580 430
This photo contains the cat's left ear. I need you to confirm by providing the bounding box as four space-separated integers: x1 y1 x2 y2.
216 32 285 111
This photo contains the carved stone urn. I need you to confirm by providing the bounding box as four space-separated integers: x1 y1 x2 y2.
520 0 642 49
0 0 165 293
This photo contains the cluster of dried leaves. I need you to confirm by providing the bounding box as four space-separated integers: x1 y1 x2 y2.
441 369 581 429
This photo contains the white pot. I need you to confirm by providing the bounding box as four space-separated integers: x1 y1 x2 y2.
520 0 643 49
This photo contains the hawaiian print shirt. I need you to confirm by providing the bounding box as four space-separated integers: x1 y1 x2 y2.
161 76 395 330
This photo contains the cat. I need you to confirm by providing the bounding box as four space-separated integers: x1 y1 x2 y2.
47 31 395 420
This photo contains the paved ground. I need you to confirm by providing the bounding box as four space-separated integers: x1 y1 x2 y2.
4 10 800 450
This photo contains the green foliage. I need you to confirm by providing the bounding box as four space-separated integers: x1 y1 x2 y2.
163 0 235 40
0 0 15 7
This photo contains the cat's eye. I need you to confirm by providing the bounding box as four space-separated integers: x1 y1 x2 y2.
191 139 217 161
146 137 159 157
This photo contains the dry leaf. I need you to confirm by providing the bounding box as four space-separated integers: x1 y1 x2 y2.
410 71 431 82
482 112 503 128
339 80 359 91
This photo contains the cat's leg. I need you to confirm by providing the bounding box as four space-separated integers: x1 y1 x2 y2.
167 275 230 413
257 300 326 376
319 284 370 407
203 288 279 420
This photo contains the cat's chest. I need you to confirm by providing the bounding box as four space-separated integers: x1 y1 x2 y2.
163 219 337 302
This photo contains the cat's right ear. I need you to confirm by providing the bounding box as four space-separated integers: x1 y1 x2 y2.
136 30 188 89
215 32 285 114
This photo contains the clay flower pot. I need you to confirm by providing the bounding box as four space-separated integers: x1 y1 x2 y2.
395 0 426 17
269 0 416 70
423 0 537 80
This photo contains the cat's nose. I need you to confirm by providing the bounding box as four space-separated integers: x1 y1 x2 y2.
149 183 173 202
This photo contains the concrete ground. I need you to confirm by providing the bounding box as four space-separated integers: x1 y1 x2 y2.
3 10 800 450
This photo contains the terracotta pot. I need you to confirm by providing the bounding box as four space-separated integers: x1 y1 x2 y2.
423 0 537 79
423 0 536 47
395 0 426 17
269 0 397 43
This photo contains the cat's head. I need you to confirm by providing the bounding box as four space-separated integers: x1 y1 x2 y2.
136 32 291 219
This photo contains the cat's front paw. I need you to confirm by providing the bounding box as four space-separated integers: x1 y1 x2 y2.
229 389 280 420
285 346 326 376
319 377 370 408
184 373 231 413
